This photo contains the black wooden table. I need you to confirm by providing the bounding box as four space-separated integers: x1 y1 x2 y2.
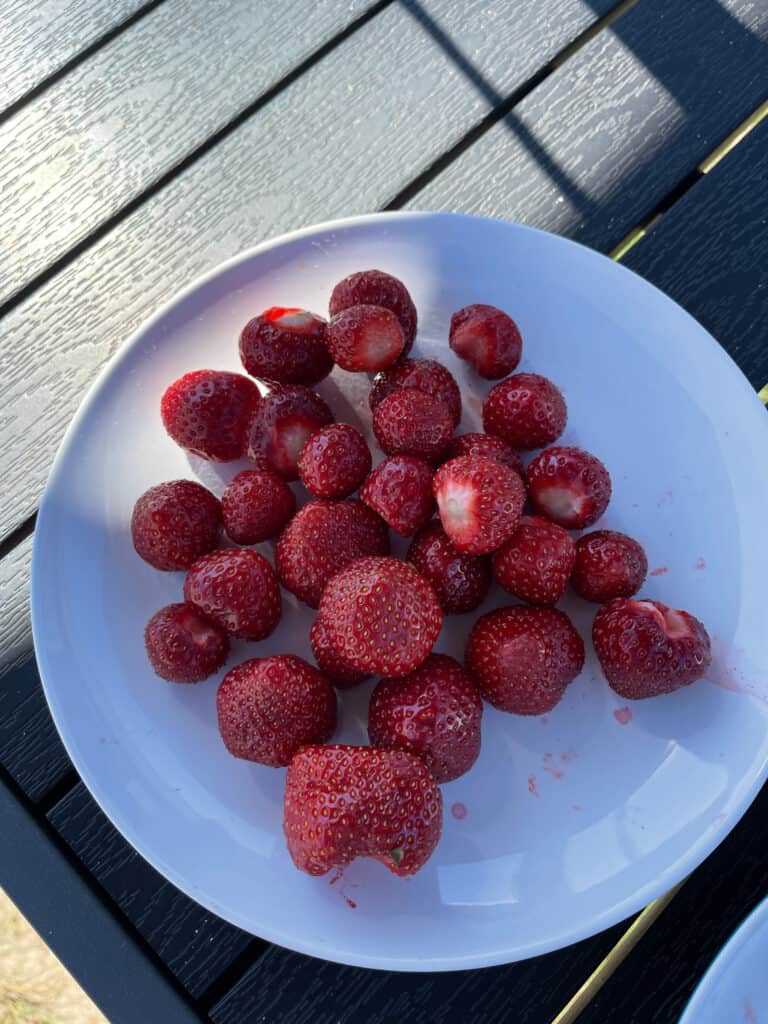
1 2 767 1021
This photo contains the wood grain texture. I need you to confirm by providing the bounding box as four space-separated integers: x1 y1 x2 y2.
407 0 768 254
0 0 621 543
0 533 33 676
48 782 258 998
211 920 628 1024
0 0 147 113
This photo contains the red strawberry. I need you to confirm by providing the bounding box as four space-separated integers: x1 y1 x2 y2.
447 433 523 476
297 423 371 499
368 654 483 783
239 307 333 386
309 616 370 689
483 373 567 450
372 388 454 462
361 454 434 536
247 386 333 480
222 468 295 544
449 303 522 379
131 480 221 571
572 530 647 602
407 521 490 614
526 446 611 529
433 455 524 556
276 499 389 609
329 269 417 355
184 548 281 640
369 358 462 427
217 655 336 766
161 369 259 461
327 305 404 372
284 745 442 877
592 598 711 699
466 606 584 715
144 603 229 683
319 556 443 676
491 515 576 606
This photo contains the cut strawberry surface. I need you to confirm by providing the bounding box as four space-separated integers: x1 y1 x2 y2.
433 454 524 555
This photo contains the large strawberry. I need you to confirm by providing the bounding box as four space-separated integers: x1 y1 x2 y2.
571 530 647 602
184 549 281 640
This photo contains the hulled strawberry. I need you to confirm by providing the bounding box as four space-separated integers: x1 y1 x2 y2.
247 386 333 481
407 521 490 614
449 303 522 379
327 305 405 371
297 423 372 499
361 454 434 536
239 307 332 386
432 454 524 555
491 515 576 606
571 530 647 602
372 388 454 462
526 446 611 529
131 480 221 571
144 603 229 683
329 269 417 355
184 549 281 640
161 369 259 461
221 468 295 544
483 373 567 450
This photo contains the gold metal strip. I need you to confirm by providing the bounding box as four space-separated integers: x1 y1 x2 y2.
758 384 768 405
698 98 768 174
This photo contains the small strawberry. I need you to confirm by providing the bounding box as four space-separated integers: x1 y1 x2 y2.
276 499 389 609
449 303 522 379
433 454 524 556
184 548 281 640
361 454 434 536
327 305 405 372
368 654 483 783
131 480 221 571
407 521 490 614
319 556 443 676
329 269 417 355
247 385 334 481
526 446 611 529
466 606 585 715
369 358 462 427
297 423 371 499
572 530 648 602
161 369 260 461
447 433 523 476
144 603 229 683
592 598 711 699
491 515 576 606
309 616 370 689
217 655 335 766
222 468 295 544
284 745 442 877
372 388 454 462
483 373 567 450
239 307 333 386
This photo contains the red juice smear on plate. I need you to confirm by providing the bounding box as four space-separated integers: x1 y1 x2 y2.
613 706 633 725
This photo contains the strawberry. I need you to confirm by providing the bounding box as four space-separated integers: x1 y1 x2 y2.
368 654 483 783
526 446 611 529
284 745 442 877
217 655 335 766
297 423 371 499
369 358 462 427
247 385 334 481
483 373 567 450
372 388 454 462
239 307 332 386
327 305 405 372
309 615 369 689
329 269 417 355
184 548 281 640
432 454 524 555
447 432 523 476
449 303 522 379
360 454 434 536
407 521 490 614
572 530 647 602
221 468 295 544
276 499 389 609
161 369 260 461
491 515 576 606
592 598 711 699
131 480 221 571
466 606 584 715
144 603 229 683
319 556 443 676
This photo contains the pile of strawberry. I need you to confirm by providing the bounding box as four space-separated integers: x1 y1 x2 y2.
132 269 712 880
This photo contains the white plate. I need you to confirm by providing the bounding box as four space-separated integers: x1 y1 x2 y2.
680 896 768 1023
32 212 768 971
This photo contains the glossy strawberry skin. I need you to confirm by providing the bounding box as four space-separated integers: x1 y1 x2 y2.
372 388 454 462
297 424 371 499
361 454 434 536
491 515 576 606
369 654 483 783
572 530 647 602
327 305 405 372
433 454 525 556
161 369 260 461
449 303 522 379
246 386 334 481
447 433 523 476
131 480 221 571
329 269 417 355
369 358 462 427
221 469 296 544
309 616 370 689
483 373 567 450
144 603 229 683
184 548 281 640
284 745 442 877
526 446 611 529
407 521 490 614
592 598 711 699
466 606 585 715
239 307 333 386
